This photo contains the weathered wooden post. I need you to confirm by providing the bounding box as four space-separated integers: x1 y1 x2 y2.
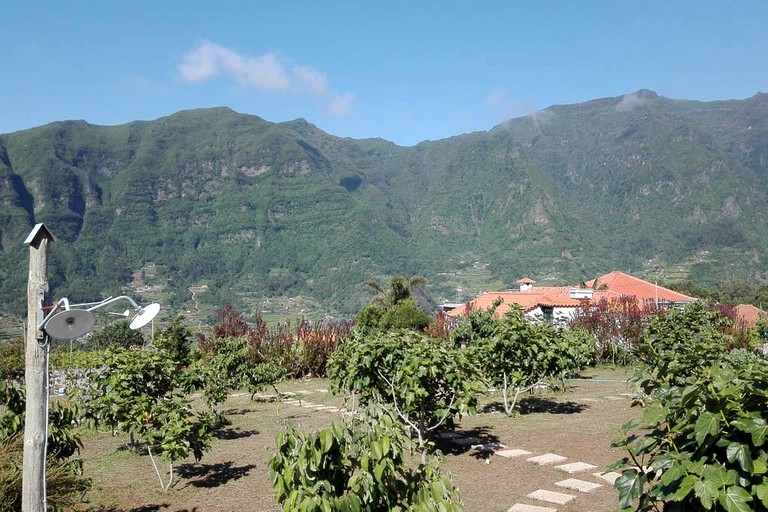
22 223 55 512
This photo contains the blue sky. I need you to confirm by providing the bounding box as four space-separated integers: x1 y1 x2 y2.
2 1 767 146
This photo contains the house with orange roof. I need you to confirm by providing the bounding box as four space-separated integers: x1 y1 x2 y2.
585 271 695 307
732 304 767 329
445 271 696 323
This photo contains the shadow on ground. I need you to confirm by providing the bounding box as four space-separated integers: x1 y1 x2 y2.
214 427 260 440
517 397 588 415
87 505 172 512
176 461 257 488
221 407 257 416
434 426 502 460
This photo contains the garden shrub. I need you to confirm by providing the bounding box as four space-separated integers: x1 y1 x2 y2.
612 301 768 511
270 404 463 511
327 330 480 449
0 340 24 381
0 380 90 508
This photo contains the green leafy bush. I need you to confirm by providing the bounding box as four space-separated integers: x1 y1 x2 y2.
0 340 24 381
612 360 768 511
87 319 146 350
77 348 216 490
0 380 90 509
612 301 768 511
327 330 480 449
454 304 593 415
270 404 463 511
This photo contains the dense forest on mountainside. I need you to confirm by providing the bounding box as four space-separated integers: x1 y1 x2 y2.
1 90 768 323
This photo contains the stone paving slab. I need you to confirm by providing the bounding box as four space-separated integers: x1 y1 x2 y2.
507 504 558 512
528 489 575 505
592 471 622 484
555 478 603 493
496 448 532 458
527 453 568 465
554 461 598 474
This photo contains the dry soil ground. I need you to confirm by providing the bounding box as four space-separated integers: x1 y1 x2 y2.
72 367 640 512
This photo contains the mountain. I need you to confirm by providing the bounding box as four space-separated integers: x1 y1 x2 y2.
1 91 767 322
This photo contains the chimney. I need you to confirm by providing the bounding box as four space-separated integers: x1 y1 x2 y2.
516 277 535 292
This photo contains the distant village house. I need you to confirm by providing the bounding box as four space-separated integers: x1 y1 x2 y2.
444 271 696 323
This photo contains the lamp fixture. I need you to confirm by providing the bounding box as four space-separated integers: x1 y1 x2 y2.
39 296 161 340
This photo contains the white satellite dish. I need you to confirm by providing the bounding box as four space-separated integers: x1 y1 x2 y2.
129 302 161 330
44 309 96 340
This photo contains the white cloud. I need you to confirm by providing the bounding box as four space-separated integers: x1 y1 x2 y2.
326 92 354 117
292 65 328 97
615 92 648 112
177 41 289 91
177 41 354 117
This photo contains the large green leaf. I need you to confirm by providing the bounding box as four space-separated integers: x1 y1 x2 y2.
726 442 754 473
718 486 753 512
615 470 646 508
694 412 720 446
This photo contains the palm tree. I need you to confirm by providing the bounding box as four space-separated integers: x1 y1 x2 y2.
365 275 427 309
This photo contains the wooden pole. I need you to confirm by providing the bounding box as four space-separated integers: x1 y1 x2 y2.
22 224 54 512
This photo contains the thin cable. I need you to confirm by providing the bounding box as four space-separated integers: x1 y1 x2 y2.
42 340 50 510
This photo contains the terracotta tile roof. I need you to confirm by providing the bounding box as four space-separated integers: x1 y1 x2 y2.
446 271 696 318
446 287 612 318
584 270 695 303
733 304 767 328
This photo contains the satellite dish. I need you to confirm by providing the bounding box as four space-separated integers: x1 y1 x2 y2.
44 309 96 340
130 302 160 330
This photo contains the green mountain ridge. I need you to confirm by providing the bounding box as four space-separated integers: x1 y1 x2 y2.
1 90 767 322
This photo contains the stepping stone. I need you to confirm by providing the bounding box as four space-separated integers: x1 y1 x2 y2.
555 478 603 493
315 388 329 393
527 453 568 465
295 390 313 395
592 471 622 484
496 448 532 458
528 489 575 505
555 461 598 474
507 504 557 512
281 392 297 397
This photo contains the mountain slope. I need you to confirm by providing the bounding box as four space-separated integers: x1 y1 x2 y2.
1 91 767 320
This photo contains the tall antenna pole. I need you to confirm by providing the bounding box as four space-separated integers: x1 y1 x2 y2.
23 223 55 512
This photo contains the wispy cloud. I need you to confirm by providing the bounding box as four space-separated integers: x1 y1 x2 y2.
326 92 354 117
178 41 289 90
484 88 538 123
485 88 508 107
615 91 649 112
177 41 352 115
292 65 328 97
